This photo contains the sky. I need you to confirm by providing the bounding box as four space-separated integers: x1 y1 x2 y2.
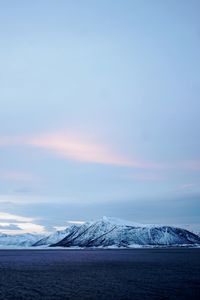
0 0 200 234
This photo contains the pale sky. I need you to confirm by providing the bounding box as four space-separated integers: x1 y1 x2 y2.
0 0 200 234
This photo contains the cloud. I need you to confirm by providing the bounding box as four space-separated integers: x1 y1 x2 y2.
0 212 33 222
0 131 161 169
0 223 20 230
27 132 163 169
54 226 66 231
15 222 46 233
54 220 85 231
176 183 197 191
0 212 47 234
1 131 199 172
66 220 85 225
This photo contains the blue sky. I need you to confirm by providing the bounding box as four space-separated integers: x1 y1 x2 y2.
0 0 200 234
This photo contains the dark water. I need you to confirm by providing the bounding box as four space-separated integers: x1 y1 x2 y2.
0 248 199 300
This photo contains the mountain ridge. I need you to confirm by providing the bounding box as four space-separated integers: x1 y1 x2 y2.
1 217 200 248
51 217 200 248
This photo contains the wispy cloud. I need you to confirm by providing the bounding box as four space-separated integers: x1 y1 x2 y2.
28 132 157 168
0 131 162 169
54 220 85 231
0 212 33 222
54 226 66 231
0 212 47 234
66 220 85 225
176 183 197 191
15 222 46 233
1 131 200 172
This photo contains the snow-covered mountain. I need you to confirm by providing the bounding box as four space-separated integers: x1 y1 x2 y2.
1 217 200 248
50 217 200 248
33 224 82 246
0 233 45 248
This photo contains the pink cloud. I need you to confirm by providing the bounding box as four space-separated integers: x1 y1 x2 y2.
26 132 161 169
0 131 162 169
2 132 200 180
1 132 200 171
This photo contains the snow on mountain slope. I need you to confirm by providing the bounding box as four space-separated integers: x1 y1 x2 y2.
0 233 45 248
1 217 200 248
33 224 82 246
52 217 200 248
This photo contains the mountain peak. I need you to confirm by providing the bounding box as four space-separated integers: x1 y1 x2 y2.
1 217 200 248
51 217 200 248
98 216 145 227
